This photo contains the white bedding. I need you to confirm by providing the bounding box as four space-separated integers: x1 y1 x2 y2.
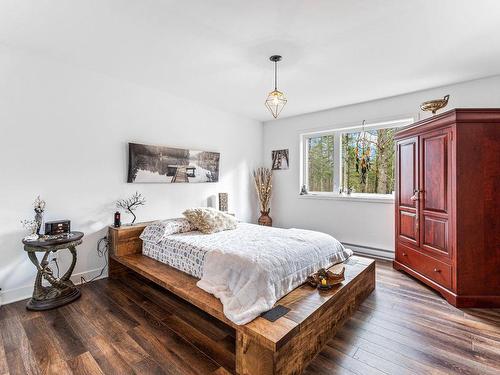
142 223 352 325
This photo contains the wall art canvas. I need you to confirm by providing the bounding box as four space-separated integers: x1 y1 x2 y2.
272 149 289 170
127 143 220 183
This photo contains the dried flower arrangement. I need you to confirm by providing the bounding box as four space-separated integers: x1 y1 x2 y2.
253 168 273 226
116 191 146 224
21 219 39 240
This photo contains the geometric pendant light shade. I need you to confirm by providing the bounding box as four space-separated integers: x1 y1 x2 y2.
265 55 287 119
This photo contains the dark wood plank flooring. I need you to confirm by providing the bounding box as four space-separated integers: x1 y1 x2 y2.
1 260 499 375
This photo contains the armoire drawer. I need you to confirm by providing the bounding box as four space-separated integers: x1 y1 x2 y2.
396 244 452 289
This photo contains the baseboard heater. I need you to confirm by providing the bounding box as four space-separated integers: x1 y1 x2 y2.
343 242 394 261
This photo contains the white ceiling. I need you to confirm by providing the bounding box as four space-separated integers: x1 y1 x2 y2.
2 0 500 121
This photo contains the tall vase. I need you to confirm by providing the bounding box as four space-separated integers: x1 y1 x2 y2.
35 210 44 235
258 209 272 227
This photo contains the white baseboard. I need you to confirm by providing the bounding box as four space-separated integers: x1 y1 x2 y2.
343 242 394 261
0 267 108 307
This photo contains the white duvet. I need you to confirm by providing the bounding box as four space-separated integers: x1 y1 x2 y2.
196 223 352 325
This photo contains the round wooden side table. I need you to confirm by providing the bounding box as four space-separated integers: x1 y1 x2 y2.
22 231 84 311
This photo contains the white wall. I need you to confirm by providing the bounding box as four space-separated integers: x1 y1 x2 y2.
0 45 263 305
263 75 500 257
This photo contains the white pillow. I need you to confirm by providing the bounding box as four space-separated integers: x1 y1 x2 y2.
182 207 237 234
139 218 196 243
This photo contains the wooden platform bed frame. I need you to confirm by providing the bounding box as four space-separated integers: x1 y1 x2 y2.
108 224 375 375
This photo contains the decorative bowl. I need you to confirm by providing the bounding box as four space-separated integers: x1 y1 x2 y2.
420 95 450 114
306 267 345 289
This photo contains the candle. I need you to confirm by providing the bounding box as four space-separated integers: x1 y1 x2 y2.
321 278 327 286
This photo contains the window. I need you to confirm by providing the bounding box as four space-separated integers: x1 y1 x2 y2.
301 118 413 199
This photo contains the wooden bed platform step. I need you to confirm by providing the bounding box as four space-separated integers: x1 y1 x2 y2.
108 224 376 375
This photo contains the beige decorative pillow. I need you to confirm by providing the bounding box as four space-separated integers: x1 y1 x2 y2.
183 207 237 234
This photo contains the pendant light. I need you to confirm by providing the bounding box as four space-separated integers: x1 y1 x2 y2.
265 55 287 119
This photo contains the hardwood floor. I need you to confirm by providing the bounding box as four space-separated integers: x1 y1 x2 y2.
1 260 499 375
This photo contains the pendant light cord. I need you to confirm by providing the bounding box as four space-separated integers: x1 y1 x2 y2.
274 60 278 91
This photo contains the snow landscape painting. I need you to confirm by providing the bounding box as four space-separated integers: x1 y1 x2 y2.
127 143 220 183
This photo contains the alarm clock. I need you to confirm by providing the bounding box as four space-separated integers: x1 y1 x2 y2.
45 220 71 235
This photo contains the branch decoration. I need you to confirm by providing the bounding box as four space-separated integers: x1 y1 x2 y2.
253 168 273 213
116 191 146 224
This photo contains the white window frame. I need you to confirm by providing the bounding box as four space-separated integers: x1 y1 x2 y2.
300 117 415 203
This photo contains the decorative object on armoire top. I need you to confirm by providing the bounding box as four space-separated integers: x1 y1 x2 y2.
21 219 39 241
253 167 273 226
393 108 500 307
265 55 287 119
271 149 289 170
33 195 46 235
116 191 146 224
218 192 228 212
420 94 450 114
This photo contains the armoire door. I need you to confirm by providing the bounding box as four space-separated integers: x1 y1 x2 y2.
396 137 420 247
419 128 453 260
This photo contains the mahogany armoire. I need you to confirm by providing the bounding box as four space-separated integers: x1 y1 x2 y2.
393 108 500 307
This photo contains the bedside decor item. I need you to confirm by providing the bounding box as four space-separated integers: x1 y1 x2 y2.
114 211 121 227
218 192 228 212
272 149 289 170
265 55 287 119
23 231 84 310
44 220 71 236
420 94 450 114
116 191 146 224
306 267 345 290
33 195 46 235
127 142 220 183
21 219 39 241
253 167 273 226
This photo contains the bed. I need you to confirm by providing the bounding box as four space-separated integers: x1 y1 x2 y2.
141 222 353 324
108 221 375 374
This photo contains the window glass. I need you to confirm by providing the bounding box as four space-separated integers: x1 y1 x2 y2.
307 135 334 192
341 128 396 194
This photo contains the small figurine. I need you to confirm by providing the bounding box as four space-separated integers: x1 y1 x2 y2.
300 185 308 195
